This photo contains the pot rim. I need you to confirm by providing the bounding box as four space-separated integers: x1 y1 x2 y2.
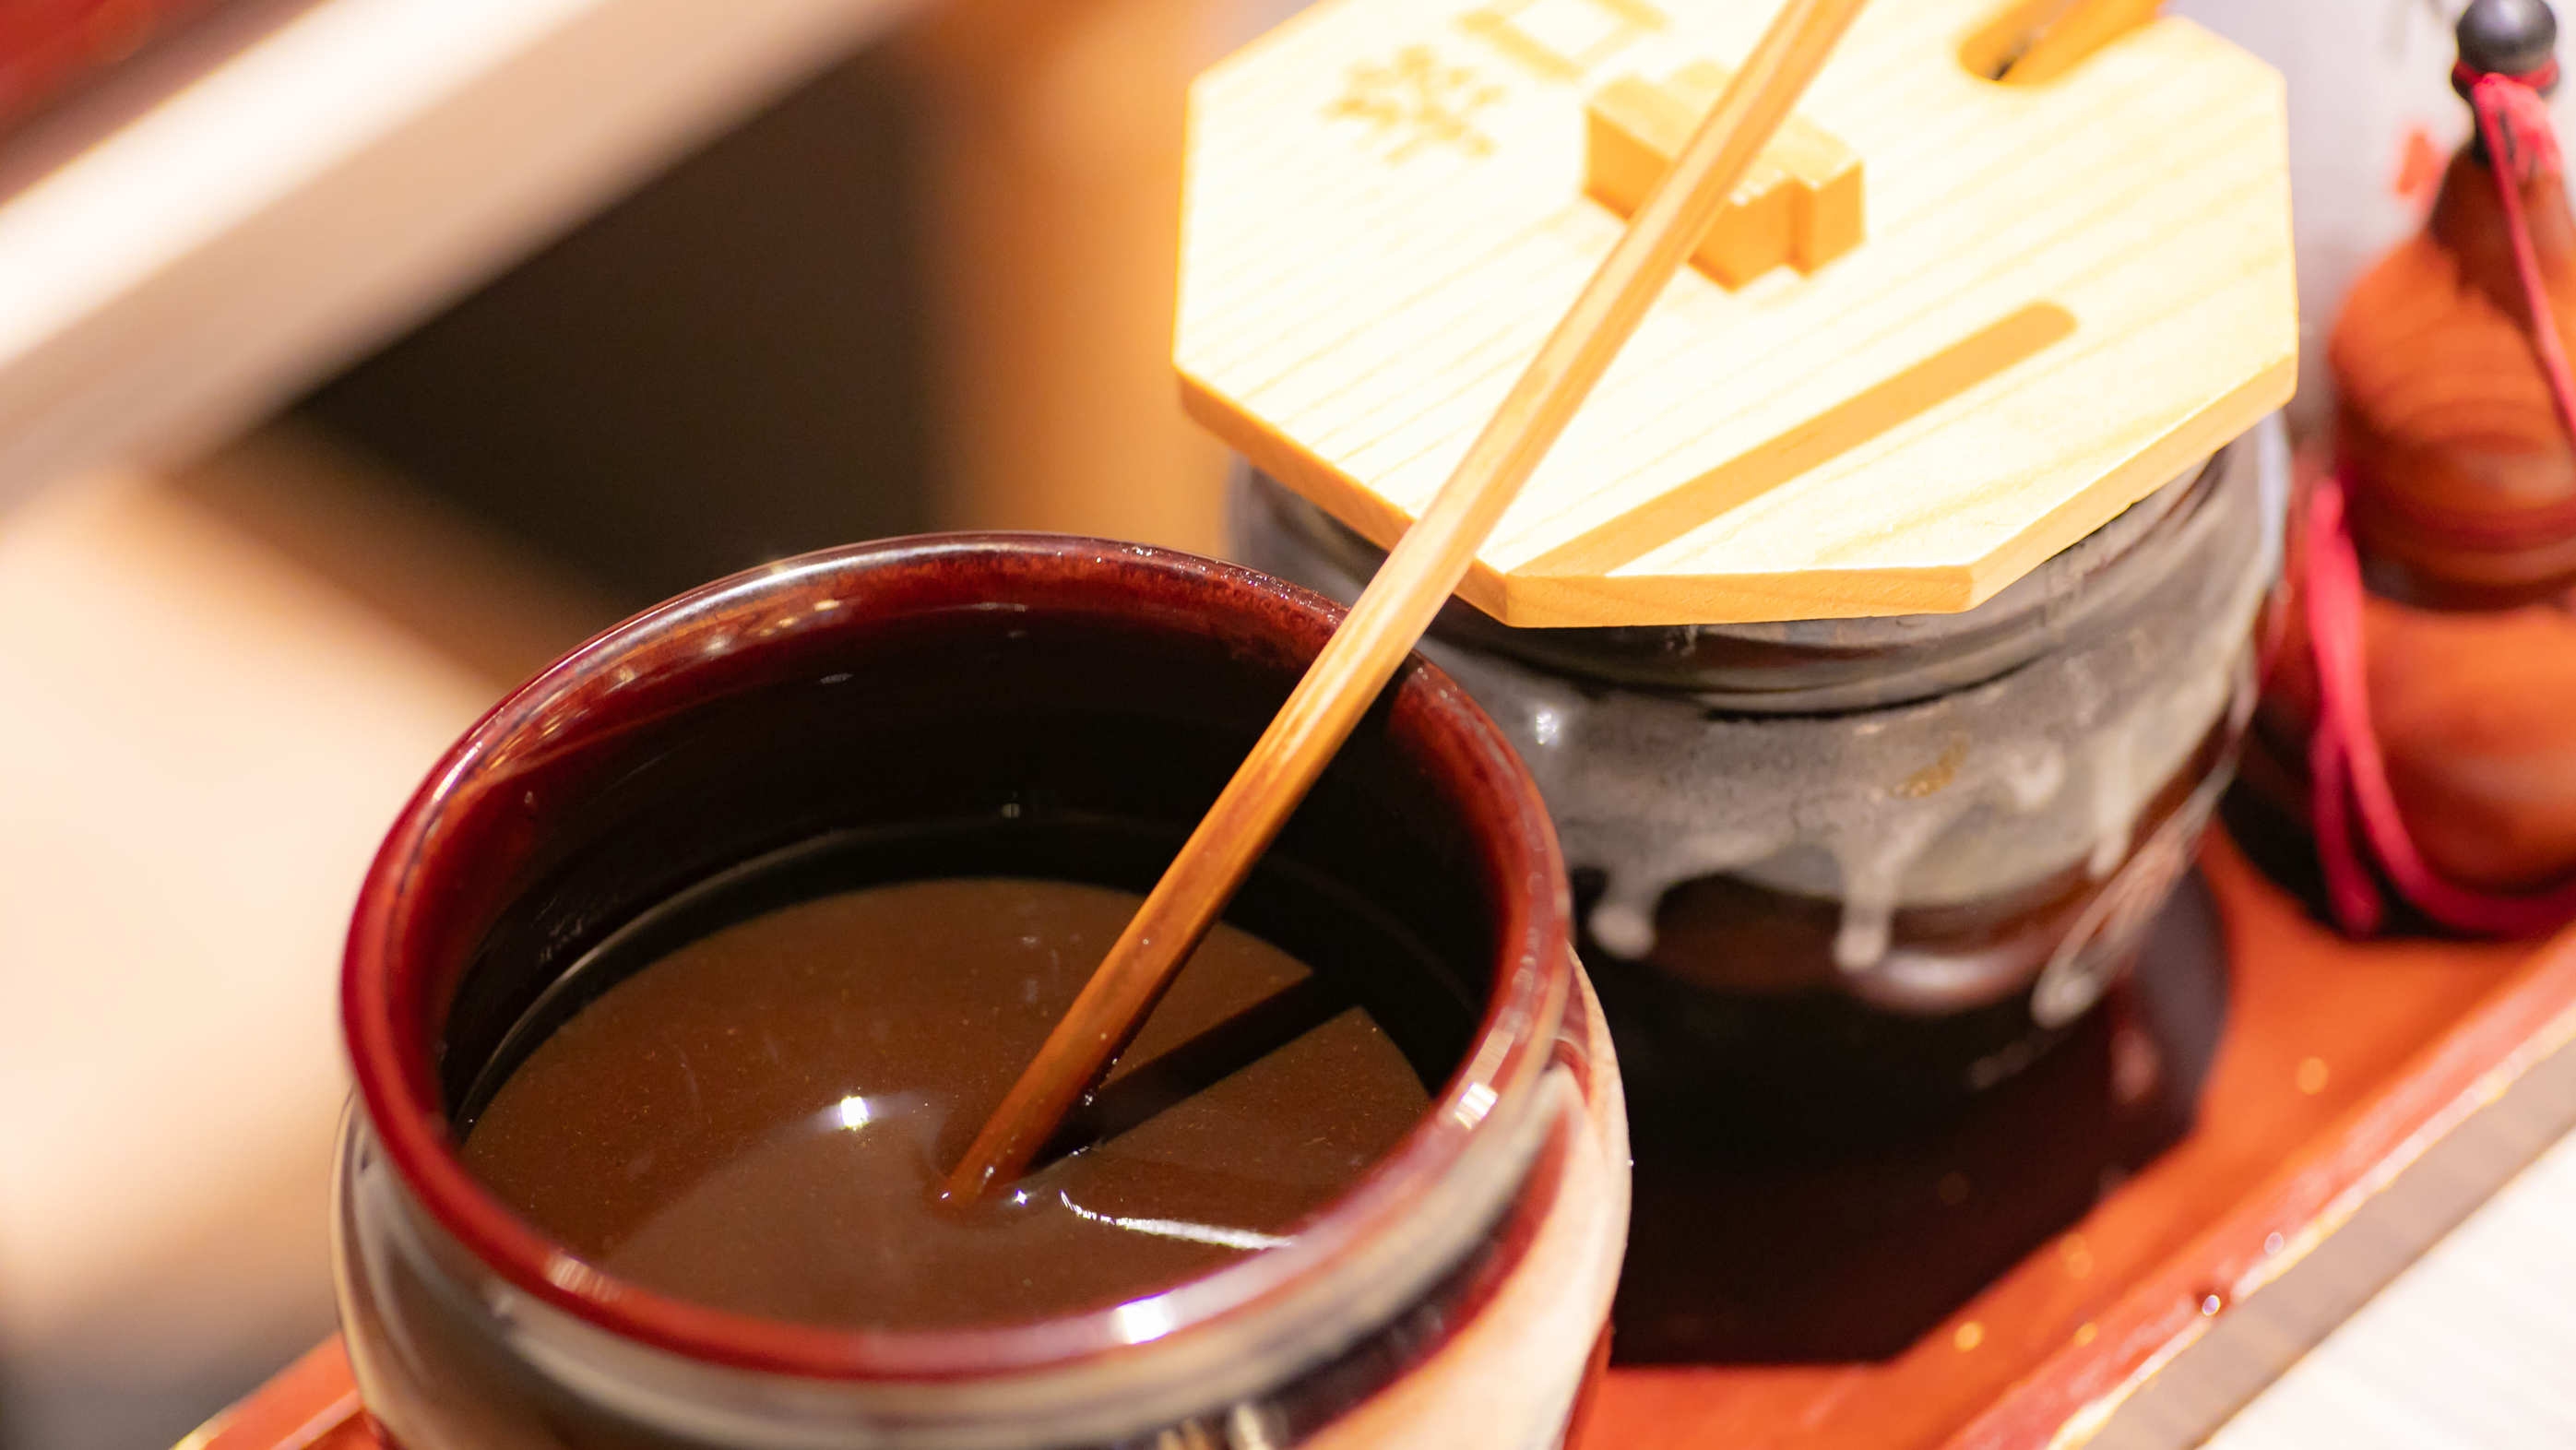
339 532 1573 1384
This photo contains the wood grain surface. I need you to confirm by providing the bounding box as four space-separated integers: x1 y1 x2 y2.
1175 0 2297 626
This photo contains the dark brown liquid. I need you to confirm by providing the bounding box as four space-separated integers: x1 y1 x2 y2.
462 877 1430 1330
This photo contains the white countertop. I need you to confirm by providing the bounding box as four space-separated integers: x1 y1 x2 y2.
2211 1126 2576 1449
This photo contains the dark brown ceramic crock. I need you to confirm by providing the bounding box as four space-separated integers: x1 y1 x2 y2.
333 534 1628 1450
1236 431 2279 1141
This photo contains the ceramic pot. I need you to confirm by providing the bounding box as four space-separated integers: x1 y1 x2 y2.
334 534 1628 1449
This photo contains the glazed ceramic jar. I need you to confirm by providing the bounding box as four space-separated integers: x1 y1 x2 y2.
1239 424 2285 1134
333 536 1628 1449
2249 2 2576 928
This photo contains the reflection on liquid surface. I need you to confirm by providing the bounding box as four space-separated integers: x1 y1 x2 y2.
464 877 1430 1331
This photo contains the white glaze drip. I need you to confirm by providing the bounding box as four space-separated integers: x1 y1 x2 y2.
1238 421 2285 1011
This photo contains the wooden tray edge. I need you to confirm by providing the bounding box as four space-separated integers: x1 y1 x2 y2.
1956 927 2576 1450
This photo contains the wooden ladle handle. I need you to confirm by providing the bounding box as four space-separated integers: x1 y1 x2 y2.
944 0 1873 1205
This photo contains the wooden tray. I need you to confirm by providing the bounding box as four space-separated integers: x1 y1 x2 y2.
1574 829 2576 1449
181 828 2576 1450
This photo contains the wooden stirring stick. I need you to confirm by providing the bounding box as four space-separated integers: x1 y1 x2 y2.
943 0 1872 1205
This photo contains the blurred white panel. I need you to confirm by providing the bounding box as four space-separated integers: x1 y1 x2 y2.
0 0 919 512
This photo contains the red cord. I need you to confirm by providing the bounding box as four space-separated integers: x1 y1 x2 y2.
2305 472 2576 935
2459 61 2576 442
2307 61 2576 937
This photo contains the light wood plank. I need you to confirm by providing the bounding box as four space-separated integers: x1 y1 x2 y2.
1176 0 2297 625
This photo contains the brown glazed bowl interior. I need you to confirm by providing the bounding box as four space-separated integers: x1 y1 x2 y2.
341 533 1571 1383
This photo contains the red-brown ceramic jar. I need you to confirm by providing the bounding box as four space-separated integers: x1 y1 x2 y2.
334 535 1627 1449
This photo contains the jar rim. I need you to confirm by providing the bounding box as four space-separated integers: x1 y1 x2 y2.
339 533 1573 1384
1246 447 2236 709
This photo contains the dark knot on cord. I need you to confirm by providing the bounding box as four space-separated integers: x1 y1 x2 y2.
2453 0 2562 177
2452 57 2561 99
2461 0 2559 81
2453 55 2564 181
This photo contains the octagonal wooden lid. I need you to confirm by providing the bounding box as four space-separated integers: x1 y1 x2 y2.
1175 0 2297 626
